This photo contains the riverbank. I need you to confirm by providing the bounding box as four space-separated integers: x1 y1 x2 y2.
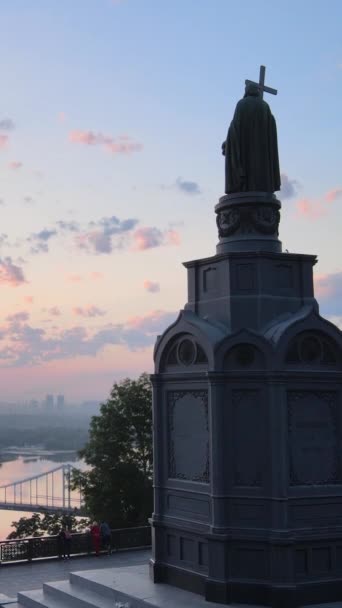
0 447 79 460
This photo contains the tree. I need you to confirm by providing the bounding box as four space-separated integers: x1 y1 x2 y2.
72 373 153 527
7 512 89 539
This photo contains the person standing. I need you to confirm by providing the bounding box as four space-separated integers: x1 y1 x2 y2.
64 526 72 559
58 527 66 559
90 521 101 556
100 520 112 555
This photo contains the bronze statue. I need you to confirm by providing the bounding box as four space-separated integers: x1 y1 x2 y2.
222 67 281 195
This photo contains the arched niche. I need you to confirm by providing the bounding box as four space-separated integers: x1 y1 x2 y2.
223 343 266 371
160 333 208 372
285 330 341 368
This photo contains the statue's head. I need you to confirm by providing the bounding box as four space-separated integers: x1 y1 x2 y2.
244 83 261 98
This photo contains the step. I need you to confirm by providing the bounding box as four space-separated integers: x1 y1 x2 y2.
18 579 148 608
0 593 17 605
16 589 66 608
69 565 224 607
69 565 150 601
45 580 133 608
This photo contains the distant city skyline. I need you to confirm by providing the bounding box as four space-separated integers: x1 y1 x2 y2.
0 0 341 400
0 396 100 408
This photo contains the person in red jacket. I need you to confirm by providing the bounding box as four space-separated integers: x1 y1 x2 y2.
90 521 101 556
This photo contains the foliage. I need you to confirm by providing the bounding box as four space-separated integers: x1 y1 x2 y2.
72 373 153 527
7 512 90 539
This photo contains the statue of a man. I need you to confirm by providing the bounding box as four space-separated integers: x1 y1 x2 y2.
222 83 281 194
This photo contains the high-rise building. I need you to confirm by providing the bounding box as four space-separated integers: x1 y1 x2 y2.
44 394 54 410
56 394 65 410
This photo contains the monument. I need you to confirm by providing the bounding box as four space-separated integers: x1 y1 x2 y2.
149 66 342 607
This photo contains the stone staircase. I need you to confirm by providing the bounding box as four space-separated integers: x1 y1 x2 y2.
11 569 141 607
9 564 223 608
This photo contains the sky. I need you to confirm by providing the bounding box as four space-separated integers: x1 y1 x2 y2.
0 0 341 402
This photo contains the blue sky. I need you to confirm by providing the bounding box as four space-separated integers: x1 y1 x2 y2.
0 0 341 401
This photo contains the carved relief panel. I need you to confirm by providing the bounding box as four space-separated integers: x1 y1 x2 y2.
288 391 340 485
168 390 209 483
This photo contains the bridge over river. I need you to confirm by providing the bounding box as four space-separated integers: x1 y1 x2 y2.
0 464 84 514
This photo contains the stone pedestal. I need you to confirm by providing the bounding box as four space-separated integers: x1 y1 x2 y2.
215 192 281 254
150 192 342 607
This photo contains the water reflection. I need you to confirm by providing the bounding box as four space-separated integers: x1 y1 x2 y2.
0 452 86 540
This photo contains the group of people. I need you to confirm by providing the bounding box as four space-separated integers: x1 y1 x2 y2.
58 520 112 560
89 520 111 556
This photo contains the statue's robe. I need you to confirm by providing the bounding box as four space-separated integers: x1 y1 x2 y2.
224 94 281 194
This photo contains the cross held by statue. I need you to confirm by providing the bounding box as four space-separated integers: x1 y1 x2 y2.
245 65 277 99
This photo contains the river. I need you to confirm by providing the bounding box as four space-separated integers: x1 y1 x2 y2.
0 451 86 540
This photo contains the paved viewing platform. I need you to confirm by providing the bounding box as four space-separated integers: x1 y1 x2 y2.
0 548 150 601
1 548 342 607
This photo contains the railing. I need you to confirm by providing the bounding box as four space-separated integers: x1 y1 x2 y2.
0 526 151 564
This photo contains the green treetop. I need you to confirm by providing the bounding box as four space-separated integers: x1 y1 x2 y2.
73 372 153 527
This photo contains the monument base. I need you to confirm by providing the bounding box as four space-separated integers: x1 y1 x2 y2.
150 557 342 607
149 186 342 608
15 562 342 608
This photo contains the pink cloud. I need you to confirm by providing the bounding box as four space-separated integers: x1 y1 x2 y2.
48 306 61 317
314 273 335 298
0 257 26 287
75 230 112 254
166 229 181 246
75 217 138 255
69 131 103 145
0 307 176 369
0 135 8 149
90 271 104 280
67 274 83 283
127 310 176 333
24 295 34 304
313 271 342 315
58 112 66 123
132 227 181 251
69 130 143 155
295 198 326 220
133 227 163 251
295 187 342 220
73 305 107 318
67 272 104 283
7 311 30 323
325 188 342 203
143 280 160 293
8 161 23 170
105 140 143 154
